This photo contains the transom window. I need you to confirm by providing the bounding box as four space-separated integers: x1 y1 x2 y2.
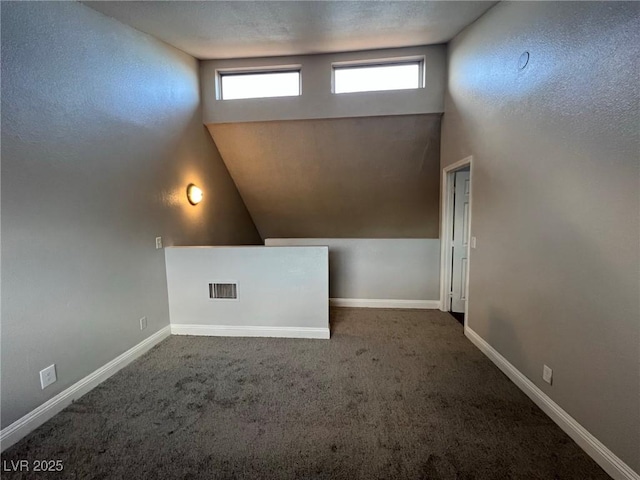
218 69 301 100
333 60 423 94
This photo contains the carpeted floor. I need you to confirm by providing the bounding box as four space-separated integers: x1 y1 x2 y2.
2 308 609 479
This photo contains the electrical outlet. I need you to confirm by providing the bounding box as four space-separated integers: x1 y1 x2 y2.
543 365 553 385
140 316 147 330
40 364 57 389
155 237 163 249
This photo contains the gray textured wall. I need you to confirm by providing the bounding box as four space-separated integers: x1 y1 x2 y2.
442 1 639 470
265 239 440 301
1 2 260 429
209 114 441 239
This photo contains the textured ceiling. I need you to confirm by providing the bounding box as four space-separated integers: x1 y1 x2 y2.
84 1 497 59
208 115 441 239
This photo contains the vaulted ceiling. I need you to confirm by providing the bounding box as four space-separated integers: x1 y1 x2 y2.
209 115 441 239
84 1 496 59
83 1 487 240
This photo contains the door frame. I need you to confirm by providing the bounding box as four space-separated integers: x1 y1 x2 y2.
439 156 473 327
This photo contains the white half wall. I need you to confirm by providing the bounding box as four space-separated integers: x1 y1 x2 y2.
265 239 440 305
165 247 329 338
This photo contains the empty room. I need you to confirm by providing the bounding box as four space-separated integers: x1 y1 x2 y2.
1 1 638 479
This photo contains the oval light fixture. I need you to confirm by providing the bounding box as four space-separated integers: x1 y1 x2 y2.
186 184 203 205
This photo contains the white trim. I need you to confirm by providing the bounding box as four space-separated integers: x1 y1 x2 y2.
465 326 639 480
170 324 330 339
439 156 473 329
329 298 440 309
0 326 171 452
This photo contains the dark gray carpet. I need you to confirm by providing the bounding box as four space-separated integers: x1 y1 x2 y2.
2 308 609 479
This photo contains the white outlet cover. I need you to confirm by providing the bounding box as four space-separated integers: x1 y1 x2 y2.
140 316 147 330
543 365 553 385
40 364 57 389
155 237 163 249
470 236 477 249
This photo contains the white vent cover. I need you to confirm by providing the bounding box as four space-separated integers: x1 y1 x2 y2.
209 283 237 299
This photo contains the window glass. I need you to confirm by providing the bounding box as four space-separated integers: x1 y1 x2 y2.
334 63 421 94
220 71 300 100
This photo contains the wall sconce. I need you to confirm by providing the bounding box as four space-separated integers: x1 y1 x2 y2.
186 184 203 205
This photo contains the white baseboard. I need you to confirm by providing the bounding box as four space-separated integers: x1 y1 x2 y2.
170 324 330 339
0 326 171 452
329 298 440 309
465 326 639 480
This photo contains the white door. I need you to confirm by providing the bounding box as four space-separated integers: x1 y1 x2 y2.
451 170 470 313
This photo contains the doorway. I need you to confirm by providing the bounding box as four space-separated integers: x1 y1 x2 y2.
439 157 473 327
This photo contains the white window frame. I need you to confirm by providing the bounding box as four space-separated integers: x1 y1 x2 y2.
331 56 425 94
215 65 302 101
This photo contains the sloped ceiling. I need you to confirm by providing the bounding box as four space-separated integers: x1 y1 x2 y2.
84 1 497 59
208 114 441 239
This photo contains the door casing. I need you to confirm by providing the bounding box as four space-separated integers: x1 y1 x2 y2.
439 156 473 327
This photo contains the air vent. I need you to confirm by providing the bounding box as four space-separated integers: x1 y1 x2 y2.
209 283 237 299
